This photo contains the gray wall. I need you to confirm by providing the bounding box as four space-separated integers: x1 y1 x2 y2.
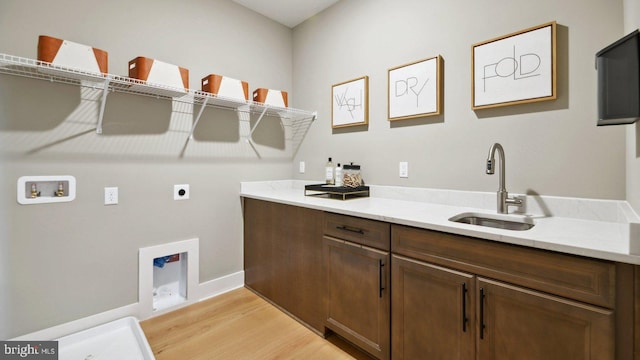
0 0 294 338
625 0 640 212
293 0 627 200
0 0 633 340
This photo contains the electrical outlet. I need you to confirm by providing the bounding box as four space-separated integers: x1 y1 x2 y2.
299 161 305 174
174 184 189 200
399 162 409 178
104 187 118 205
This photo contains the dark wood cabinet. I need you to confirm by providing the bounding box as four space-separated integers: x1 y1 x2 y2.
391 224 616 308
324 237 390 359
244 199 278 301
477 277 614 360
243 198 325 333
243 199 638 359
392 224 617 360
392 255 474 360
323 214 391 360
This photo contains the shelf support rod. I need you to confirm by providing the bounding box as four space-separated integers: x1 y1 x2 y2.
188 96 209 140
96 76 111 134
250 106 269 136
246 138 261 159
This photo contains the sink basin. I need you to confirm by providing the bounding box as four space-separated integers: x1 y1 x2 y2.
449 212 535 231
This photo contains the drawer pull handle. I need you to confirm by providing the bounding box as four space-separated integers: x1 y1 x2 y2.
462 283 468 332
480 287 486 339
336 225 365 235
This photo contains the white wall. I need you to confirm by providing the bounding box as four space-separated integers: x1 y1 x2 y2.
293 0 626 200
625 0 640 212
0 0 294 339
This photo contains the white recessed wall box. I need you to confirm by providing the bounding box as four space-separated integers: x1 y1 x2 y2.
17 175 76 205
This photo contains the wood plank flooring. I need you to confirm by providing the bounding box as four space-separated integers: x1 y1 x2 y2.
141 287 371 360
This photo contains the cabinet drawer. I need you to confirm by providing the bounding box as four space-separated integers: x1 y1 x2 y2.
324 213 390 251
392 225 616 308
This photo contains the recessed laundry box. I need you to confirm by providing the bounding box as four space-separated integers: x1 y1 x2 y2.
201 74 249 101
139 238 199 318
128 56 189 97
37 35 108 80
253 88 288 107
152 253 186 312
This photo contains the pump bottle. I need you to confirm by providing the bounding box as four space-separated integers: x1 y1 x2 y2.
325 157 335 185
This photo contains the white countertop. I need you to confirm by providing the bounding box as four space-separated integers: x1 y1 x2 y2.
240 180 640 265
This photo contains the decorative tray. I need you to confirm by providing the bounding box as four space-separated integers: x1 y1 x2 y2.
304 183 370 200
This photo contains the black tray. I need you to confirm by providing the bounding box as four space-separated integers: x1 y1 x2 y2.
304 183 370 200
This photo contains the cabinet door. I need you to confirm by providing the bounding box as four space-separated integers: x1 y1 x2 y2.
243 198 324 332
244 198 279 300
477 278 615 360
392 255 475 360
324 236 390 360
285 204 324 331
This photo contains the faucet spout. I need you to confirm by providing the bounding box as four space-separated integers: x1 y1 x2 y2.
486 143 506 191
486 143 521 214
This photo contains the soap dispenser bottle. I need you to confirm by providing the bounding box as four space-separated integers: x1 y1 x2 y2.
335 163 343 187
325 157 335 185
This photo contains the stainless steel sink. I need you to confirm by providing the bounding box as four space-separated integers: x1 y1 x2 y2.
448 212 535 231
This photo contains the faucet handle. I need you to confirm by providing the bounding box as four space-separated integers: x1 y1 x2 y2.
506 196 525 213
505 197 522 206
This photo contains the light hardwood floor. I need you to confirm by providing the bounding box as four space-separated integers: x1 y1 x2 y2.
141 287 372 360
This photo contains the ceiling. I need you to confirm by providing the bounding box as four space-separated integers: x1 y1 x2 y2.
232 0 340 28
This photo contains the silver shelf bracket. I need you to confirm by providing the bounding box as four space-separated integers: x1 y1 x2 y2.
96 76 112 134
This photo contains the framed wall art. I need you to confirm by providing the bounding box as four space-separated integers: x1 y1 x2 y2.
472 21 557 110
388 55 443 121
332 76 369 128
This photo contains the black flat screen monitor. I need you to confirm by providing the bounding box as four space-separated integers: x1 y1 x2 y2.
596 30 640 126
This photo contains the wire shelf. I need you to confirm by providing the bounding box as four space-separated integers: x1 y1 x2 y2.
0 53 103 85
0 52 316 156
191 90 315 122
0 53 191 99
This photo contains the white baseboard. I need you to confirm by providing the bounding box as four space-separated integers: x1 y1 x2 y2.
10 271 245 341
10 303 140 341
197 270 245 302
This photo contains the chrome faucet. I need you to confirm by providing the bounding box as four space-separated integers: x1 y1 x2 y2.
486 143 522 214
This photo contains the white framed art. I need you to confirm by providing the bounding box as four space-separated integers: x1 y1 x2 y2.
388 55 443 121
472 21 557 110
332 76 369 128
